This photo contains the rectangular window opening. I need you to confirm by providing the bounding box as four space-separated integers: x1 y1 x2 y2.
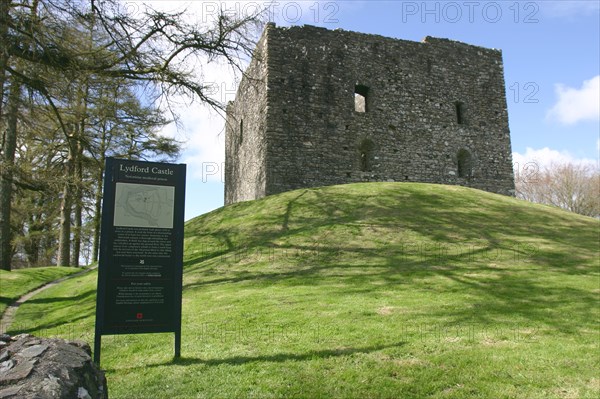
355 85 369 113
455 102 465 124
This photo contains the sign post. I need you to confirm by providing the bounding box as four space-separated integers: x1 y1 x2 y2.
94 158 186 365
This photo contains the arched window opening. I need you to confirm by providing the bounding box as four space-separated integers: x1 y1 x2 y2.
358 139 375 172
239 119 244 145
457 149 472 178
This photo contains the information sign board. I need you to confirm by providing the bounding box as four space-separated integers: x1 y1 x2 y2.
94 158 186 364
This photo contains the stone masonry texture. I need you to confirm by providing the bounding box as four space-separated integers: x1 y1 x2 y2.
225 23 515 204
0 334 107 399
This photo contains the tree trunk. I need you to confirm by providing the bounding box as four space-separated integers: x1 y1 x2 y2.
91 166 101 263
57 135 75 267
24 207 41 266
91 123 108 263
91 165 103 263
70 137 83 267
56 184 72 266
0 0 9 117
0 81 20 271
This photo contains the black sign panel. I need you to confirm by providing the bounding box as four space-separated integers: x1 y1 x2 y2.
94 158 185 363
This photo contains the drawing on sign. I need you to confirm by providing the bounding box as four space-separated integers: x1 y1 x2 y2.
114 183 175 228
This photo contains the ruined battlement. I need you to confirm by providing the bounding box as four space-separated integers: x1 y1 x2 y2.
225 23 515 204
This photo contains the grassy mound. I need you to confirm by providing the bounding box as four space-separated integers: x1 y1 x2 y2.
8 183 600 398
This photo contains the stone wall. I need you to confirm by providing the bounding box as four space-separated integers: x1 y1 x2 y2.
225 23 515 204
0 334 107 399
224 28 270 204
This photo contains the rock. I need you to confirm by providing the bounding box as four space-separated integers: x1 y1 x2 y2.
10 334 30 342
0 359 35 384
0 360 15 374
0 334 107 399
78 387 92 399
0 385 24 399
20 344 48 359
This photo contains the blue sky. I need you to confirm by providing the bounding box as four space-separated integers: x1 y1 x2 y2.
146 1 600 220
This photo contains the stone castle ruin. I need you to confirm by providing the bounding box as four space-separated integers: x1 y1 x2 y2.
225 23 515 204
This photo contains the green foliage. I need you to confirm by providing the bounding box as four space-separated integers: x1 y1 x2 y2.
1 0 262 269
8 183 600 398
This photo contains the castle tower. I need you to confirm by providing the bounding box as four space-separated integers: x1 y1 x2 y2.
225 23 515 204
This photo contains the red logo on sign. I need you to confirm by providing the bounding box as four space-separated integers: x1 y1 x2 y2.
136 313 143 319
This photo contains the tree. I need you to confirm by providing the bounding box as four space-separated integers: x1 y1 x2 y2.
85 79 178 263
0 77 21 270
516 162 600 218
1 0 265 270
11 107 63 267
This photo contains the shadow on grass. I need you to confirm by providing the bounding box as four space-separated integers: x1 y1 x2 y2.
11 184 596 364
6 288 96 336
7 312 94 336
105 340 406 372
185 184 598 277
182 187 599 336
25 289 95 305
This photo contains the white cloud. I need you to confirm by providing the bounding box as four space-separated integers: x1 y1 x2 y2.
512 147 598 173
546 76 600 125
159 59 239 183
132 1 253 182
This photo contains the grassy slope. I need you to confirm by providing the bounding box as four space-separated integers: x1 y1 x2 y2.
0 266 81 316
8 183 600 398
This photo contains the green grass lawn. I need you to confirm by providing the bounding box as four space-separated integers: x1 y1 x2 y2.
0 266 81 316
7 183 600 398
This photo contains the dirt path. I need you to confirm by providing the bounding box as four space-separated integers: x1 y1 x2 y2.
0 267 96 334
